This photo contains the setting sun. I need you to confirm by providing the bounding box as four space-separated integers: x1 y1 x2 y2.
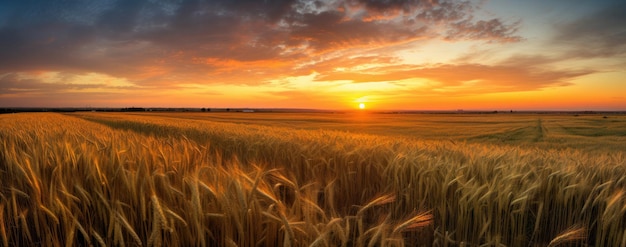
359 103 365 109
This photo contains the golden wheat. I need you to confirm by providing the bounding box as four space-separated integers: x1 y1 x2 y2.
547 225 587 247
0 112 624 246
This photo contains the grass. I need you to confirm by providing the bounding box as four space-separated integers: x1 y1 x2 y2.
0 112 625 246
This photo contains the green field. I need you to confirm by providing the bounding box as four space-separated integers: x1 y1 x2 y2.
1 112 625 246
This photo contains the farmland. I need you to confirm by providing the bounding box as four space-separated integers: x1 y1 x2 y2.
1 112 625 246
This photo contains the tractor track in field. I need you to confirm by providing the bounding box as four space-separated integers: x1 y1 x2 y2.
534 118 545 142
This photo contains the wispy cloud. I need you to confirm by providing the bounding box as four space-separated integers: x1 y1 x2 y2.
314 62 592 94
0 72 137 95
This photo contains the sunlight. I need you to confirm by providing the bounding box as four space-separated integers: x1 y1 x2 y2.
359 103 365 109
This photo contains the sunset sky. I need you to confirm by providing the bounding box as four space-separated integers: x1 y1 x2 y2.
1 0 624 110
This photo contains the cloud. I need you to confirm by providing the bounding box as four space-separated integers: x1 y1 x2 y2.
0 73 136 95
0 0 522 87
555 2 626 58
0 74 93 95
446 18 522 43
350 0 428 12
314 62 593 94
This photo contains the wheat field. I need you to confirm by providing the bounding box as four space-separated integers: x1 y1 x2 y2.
1 112 625 246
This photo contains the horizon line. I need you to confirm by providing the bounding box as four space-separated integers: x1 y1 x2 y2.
2 107 626 113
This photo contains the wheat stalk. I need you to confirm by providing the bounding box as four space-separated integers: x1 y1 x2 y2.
392 211 433 234
0 203 8 247
547 225 587 247
91 229 106 247
116 212 142 246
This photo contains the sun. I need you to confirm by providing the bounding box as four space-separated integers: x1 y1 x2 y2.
359 103 365 109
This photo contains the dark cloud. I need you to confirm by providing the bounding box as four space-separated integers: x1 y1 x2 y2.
351 0 425 11
348 0 469 15
216 0 298 22
555 2 626 58
0 1 112 27
288 10 428 53
0 23 98 72
0 0 523 89
446 18 522 43
415 1 473 22
96 1 144 36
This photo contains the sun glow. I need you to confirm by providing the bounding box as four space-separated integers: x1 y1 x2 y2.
359 103 365 109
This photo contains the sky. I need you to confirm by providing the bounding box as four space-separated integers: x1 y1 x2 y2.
0 0 625 110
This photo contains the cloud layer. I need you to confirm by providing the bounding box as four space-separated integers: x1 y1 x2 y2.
0 1 521 82
0 0 622 108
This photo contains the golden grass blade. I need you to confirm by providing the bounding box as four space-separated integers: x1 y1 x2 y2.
392 211 433 234
91 229 106 247
357 194 396 216
38 205 59 225
308 232 329 247
547 225 587 247
166 209 188 227
65 217 76 247
116 212 143 246
0 203 7 247
74 219 91 247
19 211 32 244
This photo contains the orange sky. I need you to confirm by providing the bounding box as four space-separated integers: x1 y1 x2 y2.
1 0 625 110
